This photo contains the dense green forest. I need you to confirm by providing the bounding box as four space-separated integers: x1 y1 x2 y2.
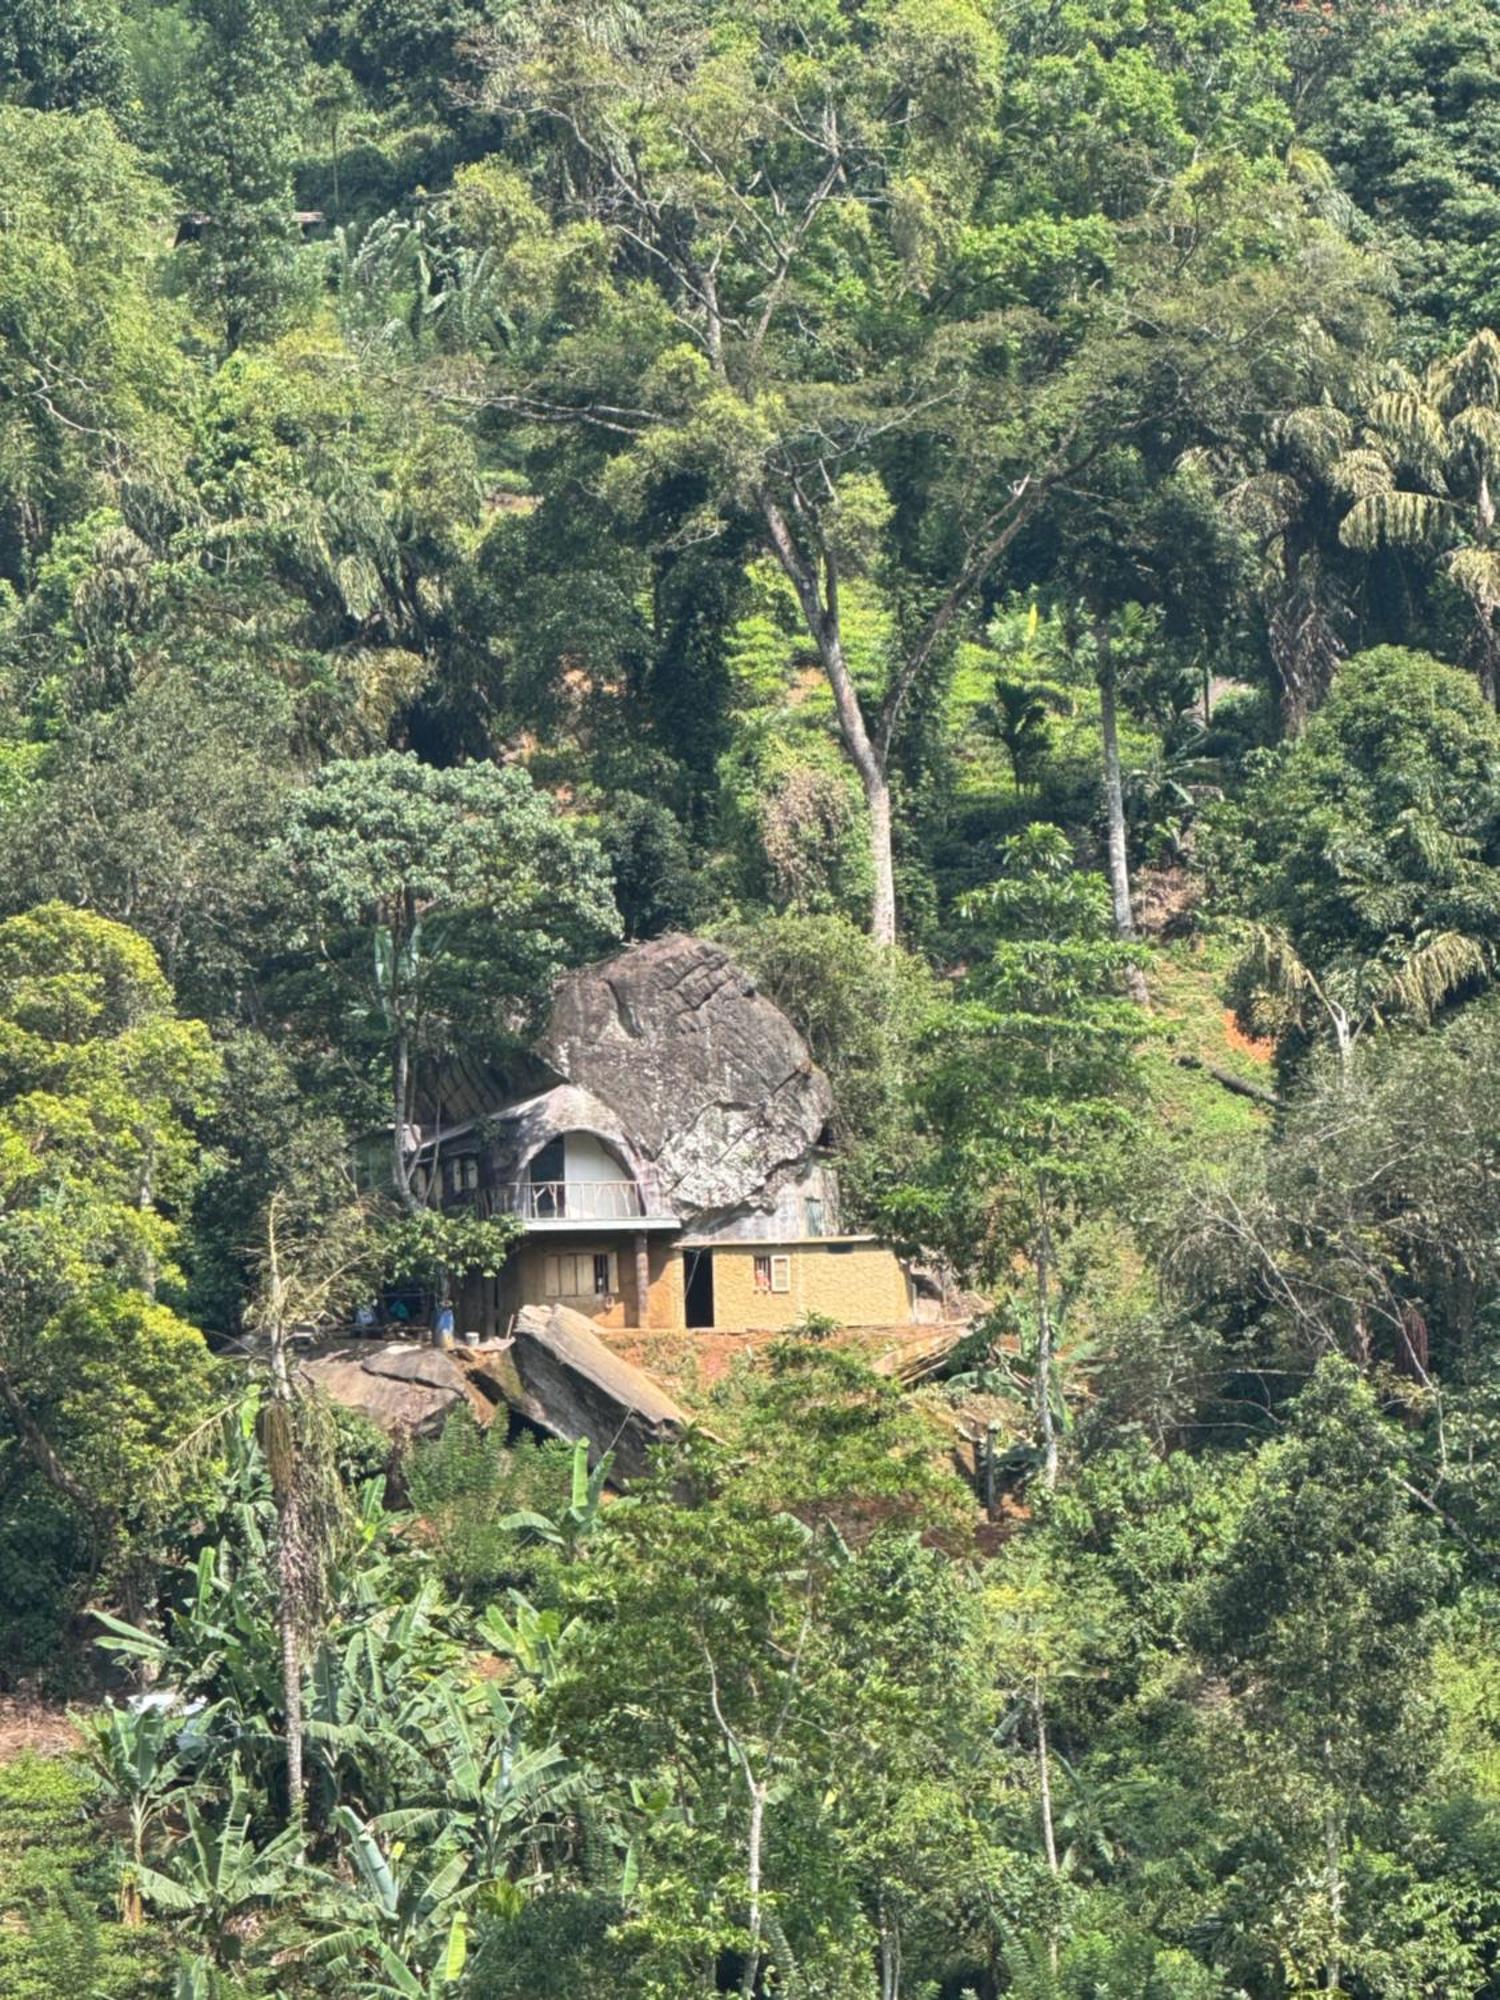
7 0 1500 1992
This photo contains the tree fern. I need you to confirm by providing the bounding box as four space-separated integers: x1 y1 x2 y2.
1366 390 1448 475
1339 488 1448 550
1329 447 1397 504
1432 328 1500 414
1365 931 1489 1025
1273 401 1353 471
1449 403 1500 472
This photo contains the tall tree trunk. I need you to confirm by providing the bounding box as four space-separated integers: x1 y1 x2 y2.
1036 1680 1058 1877
1036 1208 1059 1493
267 1310 306 1825
1475 616 1499 709
739 1778 767 2000
1324 1799 1343 1993
0 1362 100 1517
1037 1681 1060 1980
758 492 898 945
865 763 897 950
392 1025 413 1210
137 1143 158 1300
804 609 897 946
1096 620 1150 1008
278 1490 305 1820
878 1898 901 2000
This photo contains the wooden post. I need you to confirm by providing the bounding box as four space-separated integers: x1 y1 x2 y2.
634 1233 651 1330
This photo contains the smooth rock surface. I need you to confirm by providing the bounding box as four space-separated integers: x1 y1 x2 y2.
301 1341 478 1438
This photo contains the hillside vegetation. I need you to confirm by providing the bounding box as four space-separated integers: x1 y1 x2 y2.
6 1 1500 1994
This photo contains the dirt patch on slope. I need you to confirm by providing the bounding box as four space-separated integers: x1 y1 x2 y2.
0 1696 82 1760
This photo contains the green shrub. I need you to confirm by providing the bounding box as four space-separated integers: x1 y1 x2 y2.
0 1752 167 1999
407 1415 580 1599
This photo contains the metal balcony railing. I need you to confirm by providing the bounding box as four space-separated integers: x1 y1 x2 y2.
491 1179 646 1221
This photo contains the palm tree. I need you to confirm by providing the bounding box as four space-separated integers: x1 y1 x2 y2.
1223 403 1354 732
1240 924 1490 1073
1335 328 1500 702
246 1184 376 1824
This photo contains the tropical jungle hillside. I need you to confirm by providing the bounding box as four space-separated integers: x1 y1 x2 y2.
6 0 1500 1993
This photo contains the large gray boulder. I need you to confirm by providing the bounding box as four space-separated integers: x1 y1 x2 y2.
498 1303 689 1479
539 934 832 1225
301 1342 478 1438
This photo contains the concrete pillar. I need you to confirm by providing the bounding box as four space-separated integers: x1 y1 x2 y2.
634 1233 651 1329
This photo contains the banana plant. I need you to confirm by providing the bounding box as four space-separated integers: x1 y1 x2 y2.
83 1698 210 1924
376 1681 584 1882
474 1593 577 1686
493 1439 615 1559
96 1540 283 1790
172 1961 254 2000
304 1577 463 1819
299 1805 474 1994
134 1783 303 1960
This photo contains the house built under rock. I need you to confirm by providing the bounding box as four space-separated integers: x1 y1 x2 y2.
409 933 920 1336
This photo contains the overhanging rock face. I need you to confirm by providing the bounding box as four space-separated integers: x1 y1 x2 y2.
539 933 833 1226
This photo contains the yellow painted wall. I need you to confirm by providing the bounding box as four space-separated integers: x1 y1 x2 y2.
456 1235 905 1333
700 1240 912 1332
654 1242 686 1329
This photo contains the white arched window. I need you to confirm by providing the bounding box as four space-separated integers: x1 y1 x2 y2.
524 1132 642 1219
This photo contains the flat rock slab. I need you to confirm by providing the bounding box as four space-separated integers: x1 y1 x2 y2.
302 1341 479 1439
500 1302 689 1479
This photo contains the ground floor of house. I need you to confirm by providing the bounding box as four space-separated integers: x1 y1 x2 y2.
454 1231 916 1337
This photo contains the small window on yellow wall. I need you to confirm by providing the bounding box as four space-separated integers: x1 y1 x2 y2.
770 1255 791 1294
753 1254 772 1293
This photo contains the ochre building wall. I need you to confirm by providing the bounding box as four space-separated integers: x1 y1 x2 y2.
457 1235 683 1337
456 1236 906 1334
701 1239 912 1332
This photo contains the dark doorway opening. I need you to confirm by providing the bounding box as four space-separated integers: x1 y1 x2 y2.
684 1250 715 1329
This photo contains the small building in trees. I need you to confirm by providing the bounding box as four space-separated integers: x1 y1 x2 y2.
408 934 918 1335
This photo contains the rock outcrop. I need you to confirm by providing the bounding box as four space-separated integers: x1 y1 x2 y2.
300 1341 483 1438
540 933 833 1226
492 1302 689 1478
304 1312 688 1480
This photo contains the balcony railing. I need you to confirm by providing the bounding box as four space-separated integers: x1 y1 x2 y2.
486 1179 647 1221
